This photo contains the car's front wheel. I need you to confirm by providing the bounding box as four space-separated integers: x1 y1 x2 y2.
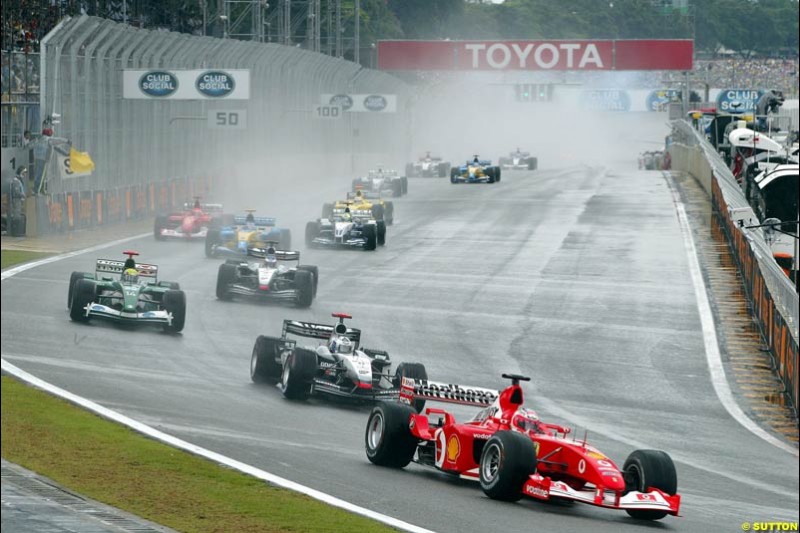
479 431 537 502
281 348 316 400
623 449 677 520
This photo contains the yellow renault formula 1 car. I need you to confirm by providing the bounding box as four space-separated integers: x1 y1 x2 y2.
323 190 394 226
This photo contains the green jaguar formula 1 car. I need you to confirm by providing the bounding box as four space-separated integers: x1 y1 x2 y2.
68 250 186 333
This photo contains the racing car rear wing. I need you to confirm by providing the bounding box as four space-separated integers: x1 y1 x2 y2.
96 259 158 279
183 202 223 211
233 215 275 227
282 319 361 345
399 377 499 407
247 247 300 262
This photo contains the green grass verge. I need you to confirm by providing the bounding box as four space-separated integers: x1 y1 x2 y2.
1 377 397 533
1 249 51 269
1 249 399 533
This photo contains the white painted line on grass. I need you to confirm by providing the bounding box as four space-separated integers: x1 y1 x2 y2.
665 173 798 457
1 360 435 533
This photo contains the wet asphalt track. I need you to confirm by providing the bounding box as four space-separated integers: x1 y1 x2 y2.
2 163 798 533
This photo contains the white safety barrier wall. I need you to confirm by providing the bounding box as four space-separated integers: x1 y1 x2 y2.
38 15 411 200
670 120 799 417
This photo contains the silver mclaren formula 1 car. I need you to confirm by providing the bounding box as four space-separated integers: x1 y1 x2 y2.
250 313 428 409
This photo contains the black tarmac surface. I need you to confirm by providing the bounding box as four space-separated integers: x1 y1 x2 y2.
2 139 798 531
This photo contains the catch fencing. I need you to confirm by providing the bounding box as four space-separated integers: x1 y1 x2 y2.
670 120 799 417
19 14 410 233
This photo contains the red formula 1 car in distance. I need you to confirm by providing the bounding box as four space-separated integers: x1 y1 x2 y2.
154 197 226 240
365 374 680 521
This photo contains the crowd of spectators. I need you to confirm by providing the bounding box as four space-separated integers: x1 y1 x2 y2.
694 58 799 96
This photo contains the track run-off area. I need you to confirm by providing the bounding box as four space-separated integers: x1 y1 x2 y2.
2 149 798 532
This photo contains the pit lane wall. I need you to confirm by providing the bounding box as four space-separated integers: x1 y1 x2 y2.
15 15 410 236
669 120 799 418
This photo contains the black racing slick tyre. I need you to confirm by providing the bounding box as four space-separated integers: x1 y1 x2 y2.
68 271 91 308
393 362 427 413
450 168 459 183
495 167 502 182
384 202 394 225
279 228 292 251
528 157 538 171
154 215 168 241
162 290 186 333
392 179 402 197
371 204 384 222
295 270 314 308
365 401 418 468
623 450 677 521
305 220 320 248
363 224 377 251
216 263 237 300
69 278 96 322
479 431 538 502
205 229 220 258
401 176 408 194
321 203 334 220
251 335 283 383
438 163 449 178
376 220 386 246
297 265 319 297
405 163 414 178
486 168 496 184
281 348 317 400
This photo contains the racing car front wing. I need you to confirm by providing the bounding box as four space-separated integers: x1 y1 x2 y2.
312 379 400 401
81 303 174 326
310 236 368 248
520 474 680 515
158 228 208 239
453 175 492 183
226 284 300 302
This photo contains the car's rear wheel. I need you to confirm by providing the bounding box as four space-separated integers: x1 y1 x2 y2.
393 362 427 412
479 431 537 502
450 168 459 183
251 335 283 382
623 450 677 520
279 228 292 250
216 263 237 300
321 203 334 220
371 204 384 222
162 290 186 333
401 177 408 194
392 179 402 197
69 279 96 322
281 348 316 400
365 401 418 468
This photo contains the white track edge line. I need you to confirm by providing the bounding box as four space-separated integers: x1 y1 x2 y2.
664 172 798 457
1 232 151 280
1 360 435 533
1 233 436 533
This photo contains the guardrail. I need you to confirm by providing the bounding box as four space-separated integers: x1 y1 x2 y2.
670 120 798 417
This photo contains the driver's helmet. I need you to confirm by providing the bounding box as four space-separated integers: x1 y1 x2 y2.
193 199 201 209
245 212 255 224
472 155 480 164
511 408 542 434
121 268 139 284
264 247 277 269
329 336 354 355
342 208 352 222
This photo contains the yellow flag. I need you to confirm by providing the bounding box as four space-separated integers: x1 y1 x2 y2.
69 147 95 174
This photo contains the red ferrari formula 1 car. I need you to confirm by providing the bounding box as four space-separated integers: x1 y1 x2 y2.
365 374 680 521
154 198 226 240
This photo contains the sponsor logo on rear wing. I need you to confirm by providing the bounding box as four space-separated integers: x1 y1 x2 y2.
248 248 300 261
399 377 499 407
96 259 158 278
233 215 276 227
282 319 362 344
